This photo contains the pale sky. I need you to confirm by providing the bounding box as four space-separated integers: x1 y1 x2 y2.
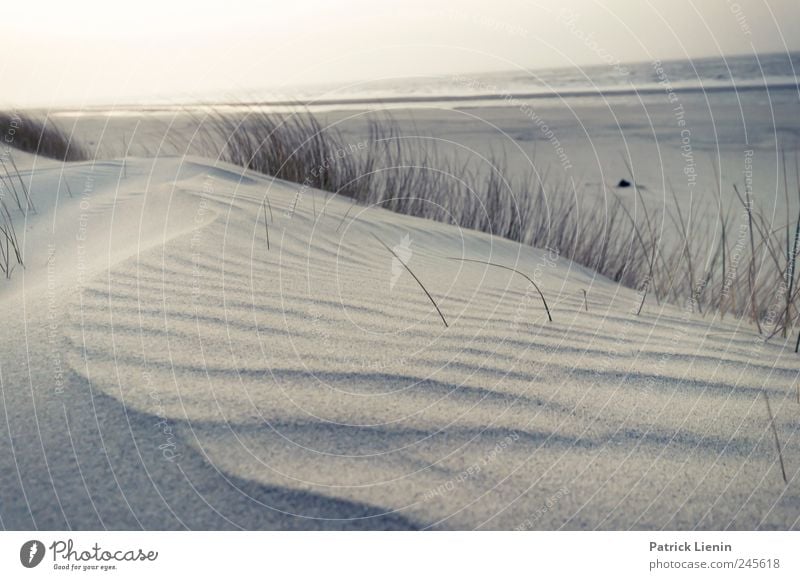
3 0 799 107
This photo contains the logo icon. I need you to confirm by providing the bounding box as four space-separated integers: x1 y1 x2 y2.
20 540 45 568
390 234 412 291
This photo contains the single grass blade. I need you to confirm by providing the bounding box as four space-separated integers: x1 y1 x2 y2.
762 391 788 484
734 184 763 334
447 256 552 322
262 201 270 251
637 281 648 316
8 156 35 214
265 195 274 222
371 233 448 328
337 200 358 233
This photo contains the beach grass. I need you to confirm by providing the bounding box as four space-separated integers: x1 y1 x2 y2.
1 112 88 162
154 107 800 339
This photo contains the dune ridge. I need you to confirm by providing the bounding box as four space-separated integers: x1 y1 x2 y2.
0 155 798 530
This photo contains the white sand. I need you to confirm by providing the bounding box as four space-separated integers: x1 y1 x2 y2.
1 146 798 530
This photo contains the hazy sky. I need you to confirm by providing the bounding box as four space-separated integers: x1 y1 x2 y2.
3 0 799 107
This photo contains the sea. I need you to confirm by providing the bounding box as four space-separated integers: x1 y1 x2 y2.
50 51 799 116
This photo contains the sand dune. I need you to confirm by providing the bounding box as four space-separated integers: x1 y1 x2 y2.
1 154 798 530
